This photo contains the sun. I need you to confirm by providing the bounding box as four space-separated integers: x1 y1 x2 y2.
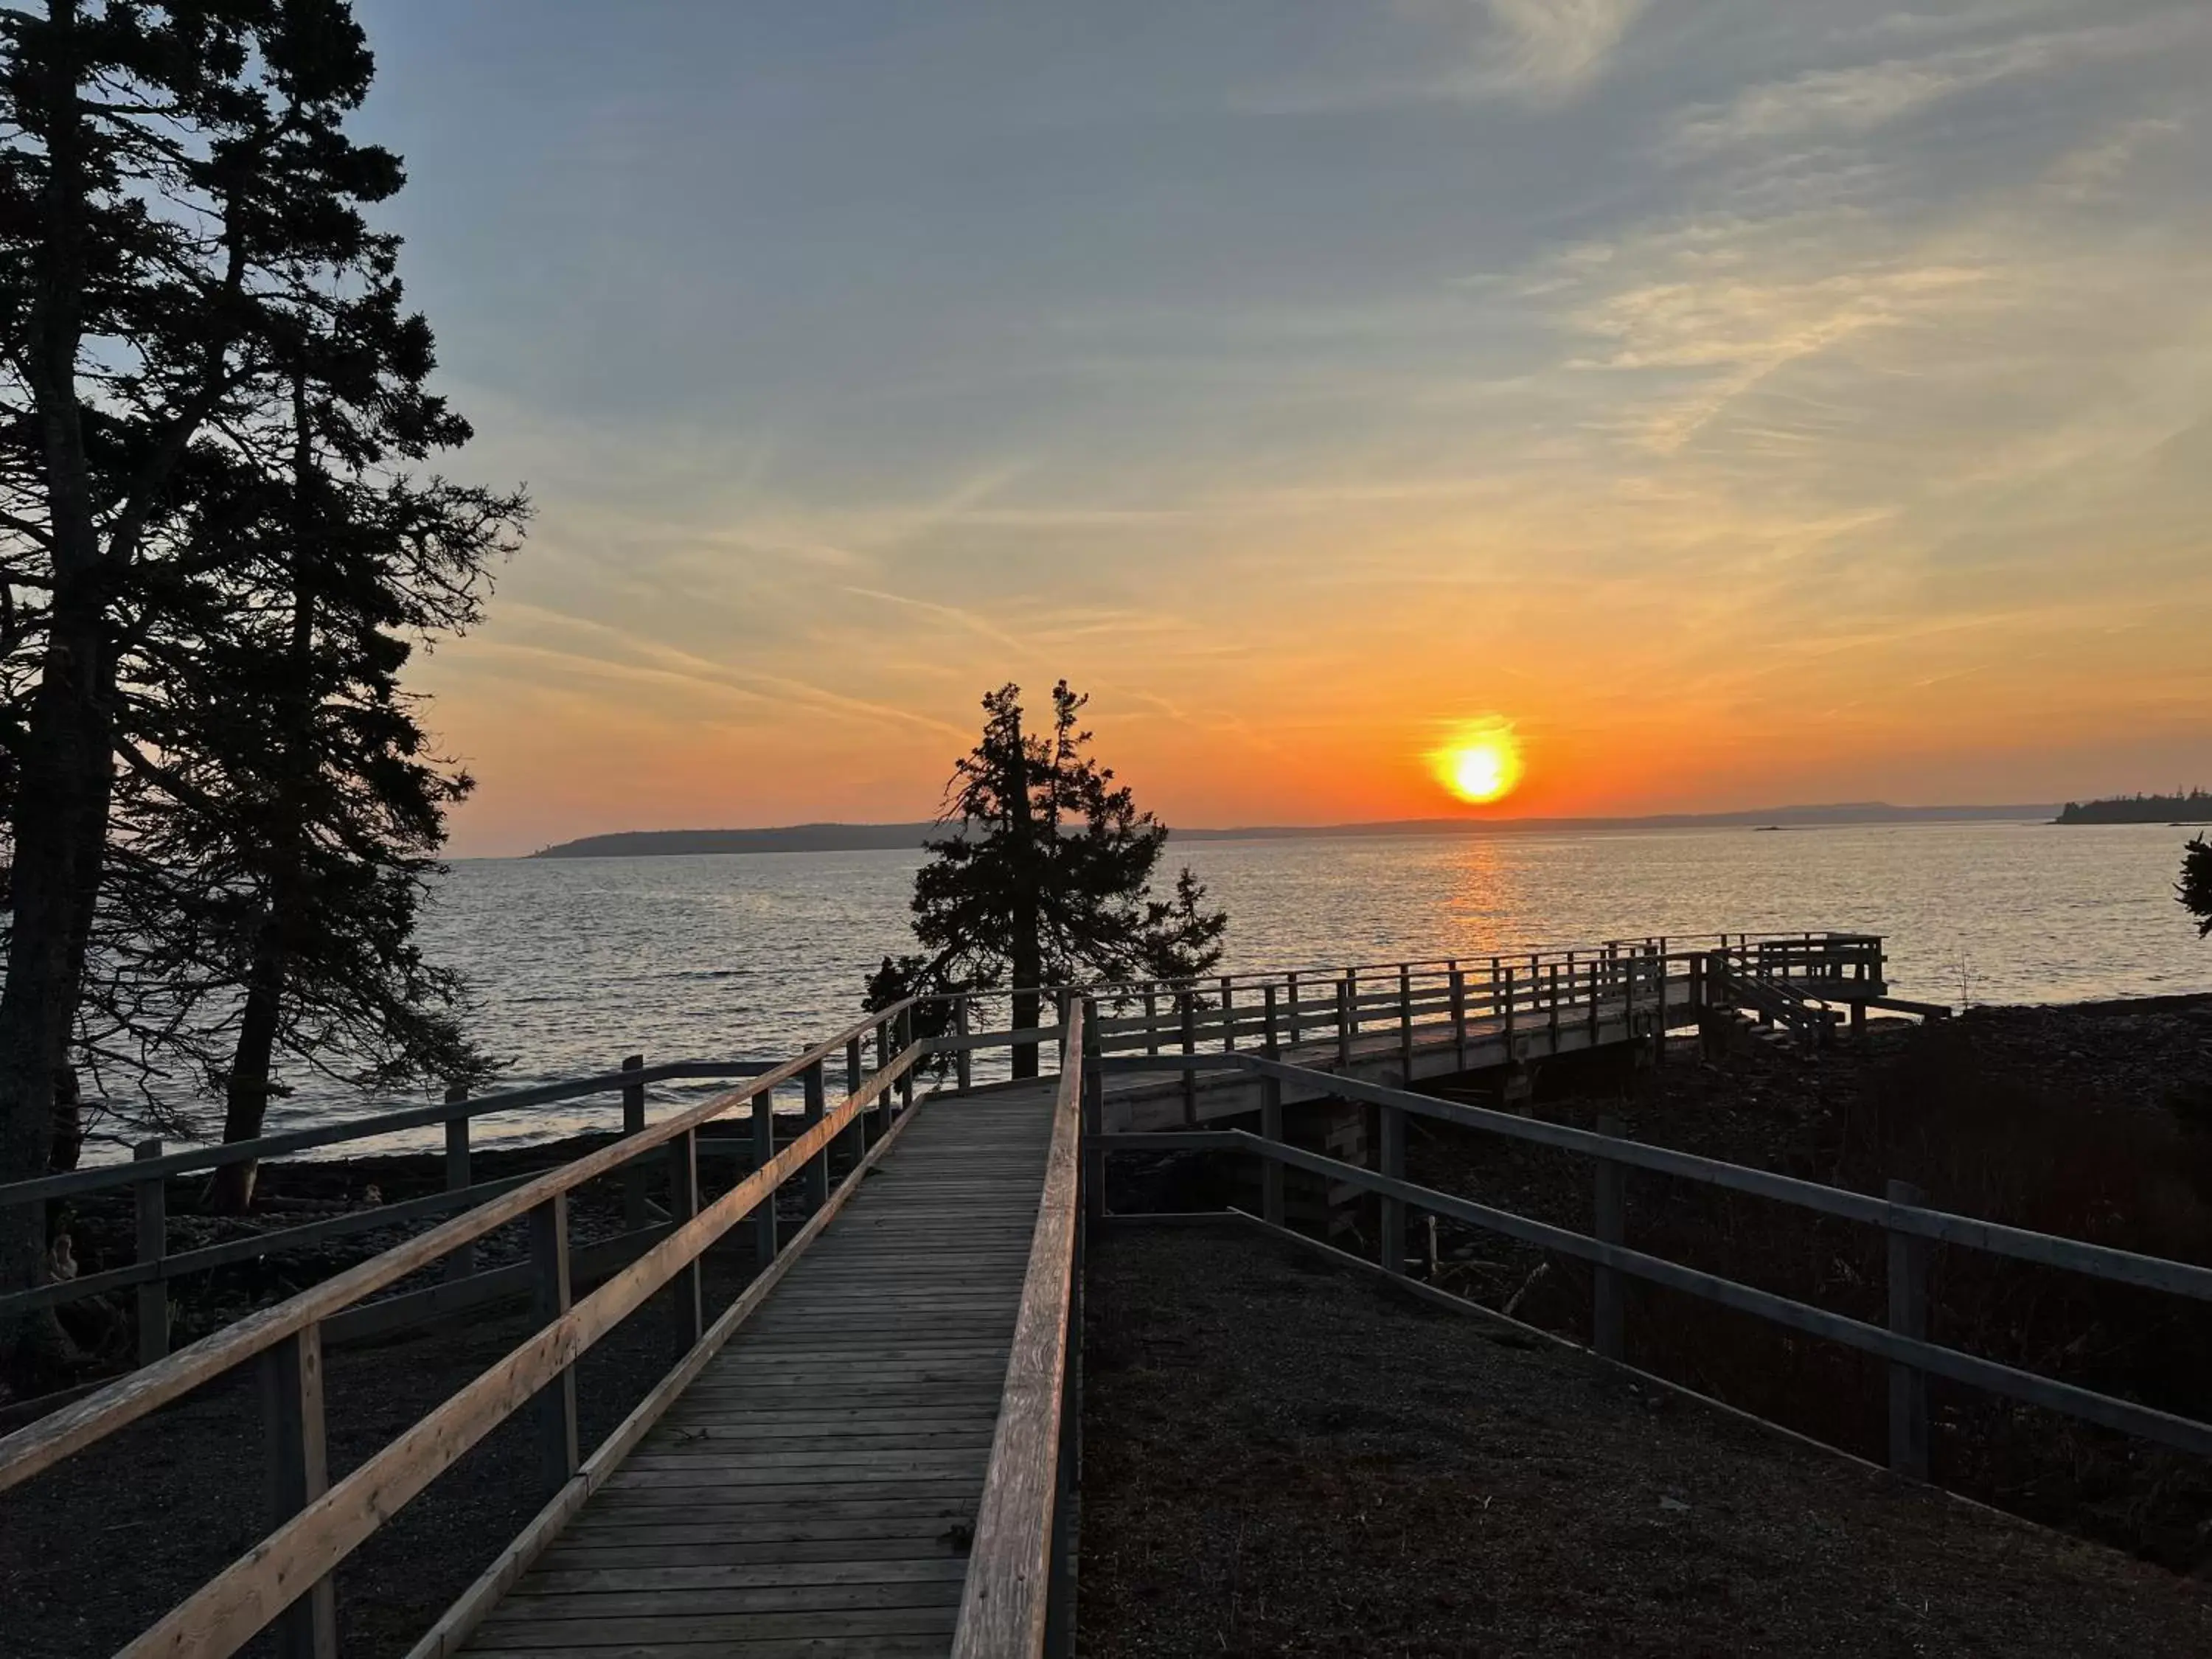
1430 719 1524 806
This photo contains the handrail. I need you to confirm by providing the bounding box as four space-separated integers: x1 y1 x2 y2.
0 999 912 1495
1102 1051 2212 1301
1110 1124 2212 1461
0 1057 779 1206
953 1002 1087 1658
111 1042 928 1659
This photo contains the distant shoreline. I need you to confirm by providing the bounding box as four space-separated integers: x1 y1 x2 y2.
524 802 2062 860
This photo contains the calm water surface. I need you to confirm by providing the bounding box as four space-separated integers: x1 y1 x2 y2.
281 821 2210 1155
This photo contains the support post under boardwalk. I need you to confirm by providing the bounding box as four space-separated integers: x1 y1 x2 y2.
621 1053 647 1234
1888 1178 1931 1480
528 1193 579 1497
133 1140 167 1367
444 1085 473 1283
1261 1075 1285 1228
801 1059 829 1212
1379 1102 1406 1275
1593 1113 1626 1362
1180 988 1197 1127
667 1127 701 1348
753 1090 779 1266
261 1323 336 1659
1082 1000 1106 1223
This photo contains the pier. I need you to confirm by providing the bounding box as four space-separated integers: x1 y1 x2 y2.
5 931 2210 1658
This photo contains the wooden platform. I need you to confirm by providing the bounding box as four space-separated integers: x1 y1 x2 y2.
459 1088 1058 1658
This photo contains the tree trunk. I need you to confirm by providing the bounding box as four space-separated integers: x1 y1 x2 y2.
209 373 319 1215
209 936 283 1214
0 577 111 1357
0 0 103 1371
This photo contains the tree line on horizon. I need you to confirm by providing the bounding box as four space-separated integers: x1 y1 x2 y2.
0 1 526 1368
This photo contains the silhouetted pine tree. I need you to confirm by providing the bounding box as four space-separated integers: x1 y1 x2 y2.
2180 838 2212 937
0 2 518 1331
868 681 1227 1079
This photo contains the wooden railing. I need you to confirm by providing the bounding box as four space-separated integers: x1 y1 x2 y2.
1096 1048 2212 1478
953 1003 1088 1659
918 933 1885 1079
0 932 1888 1409
0 998 943 1659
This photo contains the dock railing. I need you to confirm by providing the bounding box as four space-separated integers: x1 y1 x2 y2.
0 932 1887 1393
1096 1047 2212 1481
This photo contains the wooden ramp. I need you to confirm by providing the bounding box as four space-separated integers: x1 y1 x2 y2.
460 1085 1060 1658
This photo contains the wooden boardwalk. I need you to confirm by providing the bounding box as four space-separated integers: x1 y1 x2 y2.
459 1087 1059 1658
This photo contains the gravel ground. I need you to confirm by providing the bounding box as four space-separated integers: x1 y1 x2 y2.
1078 1223 2212 1658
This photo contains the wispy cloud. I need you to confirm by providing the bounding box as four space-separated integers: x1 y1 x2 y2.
1483 0 1649 97
1234 0 1646 112
1672 14 2198 153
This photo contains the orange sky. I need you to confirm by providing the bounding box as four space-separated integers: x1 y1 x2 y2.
364 3 2212 855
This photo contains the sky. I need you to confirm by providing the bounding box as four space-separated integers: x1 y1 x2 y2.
349 1 2212 856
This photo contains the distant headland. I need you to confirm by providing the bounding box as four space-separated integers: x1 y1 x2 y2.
2053 791 2212 825
526 801 2059 859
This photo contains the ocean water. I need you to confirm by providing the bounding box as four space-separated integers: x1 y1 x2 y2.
222 821 2212 1156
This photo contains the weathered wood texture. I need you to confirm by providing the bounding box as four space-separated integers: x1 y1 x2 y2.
457 1088 1060 1659
951 1008 1085 1657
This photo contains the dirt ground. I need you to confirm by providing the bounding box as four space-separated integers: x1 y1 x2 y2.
1078 1223 2212 1659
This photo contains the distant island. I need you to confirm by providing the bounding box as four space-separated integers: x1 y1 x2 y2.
527 801 2059 859
2053 791 2212 825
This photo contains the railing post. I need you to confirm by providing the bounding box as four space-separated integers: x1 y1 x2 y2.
1593 1114 1626 1362
1260 1073 1284 1228
898 1009 916 1111
1082 998 1105 1224
1379 1101 1405 1276
1336 975 1354 1069
1548 962 1561 1043
846 1034 864 1098
529 1192 579 1497
1220 978 1235 1054
1144 985 1160 1057
1285 969 1301 1047
262 1321 337 1659
621 1053 647 1236
444 1085 473 1284
1588 959 1600 1041
955 995 973 1093
133 1140 167 1367
1055 988 1071 1069
1262 984 1279 1059
1887 1178 1931 1481
1450 961 1467 1068
753 1091 780 1266
1501 960 1514 1046
669 1127 702 1349
1180 987 1198 1127
802 1059 829 1212
1397 964 1414 1083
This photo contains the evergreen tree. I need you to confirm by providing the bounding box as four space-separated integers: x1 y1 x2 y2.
868 681 1227 1079
0 1 483 1329
2180 838 2212 937
105 355 523 1209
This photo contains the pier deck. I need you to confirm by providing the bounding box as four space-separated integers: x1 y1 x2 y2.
460 1090 1057 1658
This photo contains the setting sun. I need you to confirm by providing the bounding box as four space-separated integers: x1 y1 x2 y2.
1431 719 1525 806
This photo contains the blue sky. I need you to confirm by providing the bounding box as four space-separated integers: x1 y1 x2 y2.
349 3 2212 852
